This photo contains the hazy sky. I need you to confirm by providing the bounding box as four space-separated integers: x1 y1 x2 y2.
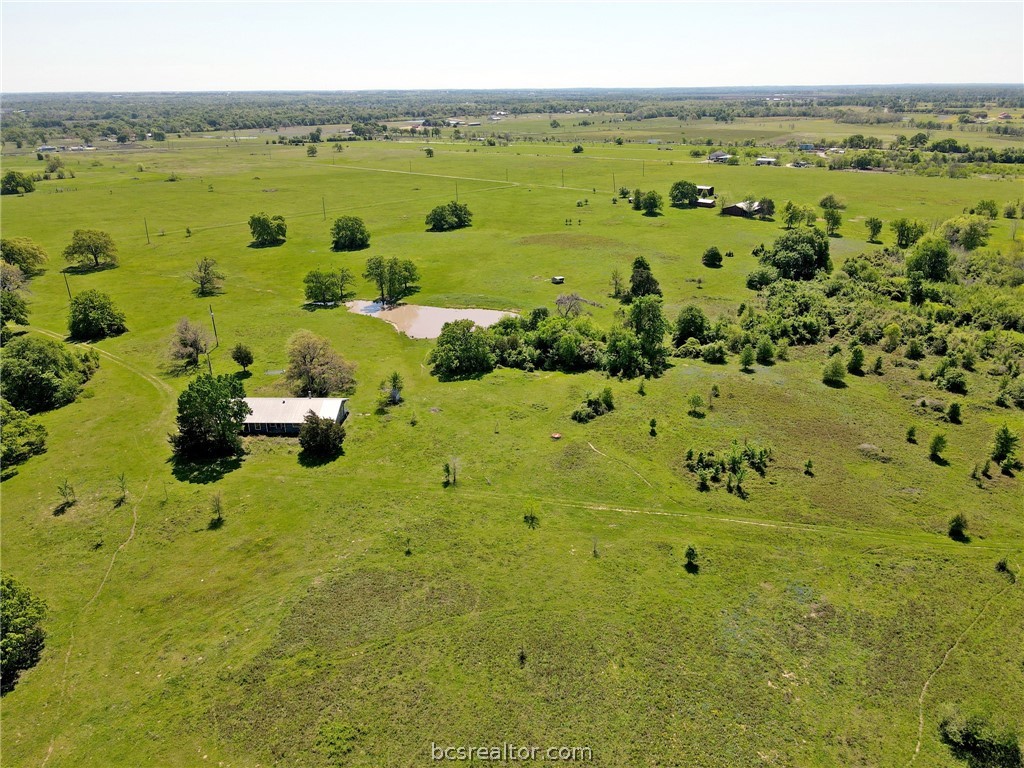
2 1 1022 93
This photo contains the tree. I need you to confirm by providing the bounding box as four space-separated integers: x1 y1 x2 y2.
285 330 356 396
865 217 883 243
755 337 774 365
640 190 663 216
823 207 842 237
687 393 704 417
604 325 644 378
905 236 950 281
757 197 776 219
68 289 127 339
363 256 419 305
991 424 1020 464
169 374 251 460
330 215 370 251
425 201 473 232
609 268 624 298
423 147 434 158
947 402 961 424
63 229 118 269
0 573 47 694
1 290 29 343
702 246 723 268
572 144 583 153
929 432 947 461
684 545 699 573
231 343 253 372
0 398 47 468
248 212 287 246
781 200 803 229
891 218 926 249
847 345 865 374
939 215 990 251
628 256 661 299
628 295 668 373
1 237 48 275
758 227 831 280
739 345 755 371
304 267 355 304
306 144 318 157
428 319 494 380
382 371 404 406
818 194 845 210
298 411 346 459
822 356 845 386
948 512 968 540
168 318 209 370
673 304 710 346
1 170 35 195
669 180 699 207
189 257 225 296
0 336 98 413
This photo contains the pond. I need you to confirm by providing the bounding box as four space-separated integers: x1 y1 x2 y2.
345 301 515 339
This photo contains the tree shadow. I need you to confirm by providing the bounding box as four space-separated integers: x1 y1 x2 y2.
246 240 285 249
298 449 343 467
642 211 664 218
684 562 700 575
62 262 118 275
948 529 971 544
331 243 370 253
52 501 75 516
930 454 950 467
823 379 848 389
301 302 341 312
740 367 755 375
232 370 252 381
207 515 224 530
169 454 243 484
687 410 706 419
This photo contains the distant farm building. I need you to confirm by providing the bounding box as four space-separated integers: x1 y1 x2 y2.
709 150 732 163
755 157 778 166
799 143 815 151
998 112 1012 120
696 185 717 207
242 397 349 436
722 200 761 217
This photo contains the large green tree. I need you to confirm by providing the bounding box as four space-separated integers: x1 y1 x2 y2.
0 398 48 468
425 201 472 232
668 180 699 207
363 256 419 305
428 319 494 380
905 236 951 282
63 229 118 269
1 237 48 275
330 216 370 251
68 289 127 339
757 227 831 280
0 170 35 195
628 294 668 373
628 256 662 299
169 374 251 459
0 335 99 413
673 304 711 346
0 573 47 693
248 212 287 246
891 218 926 249
285 330 356 396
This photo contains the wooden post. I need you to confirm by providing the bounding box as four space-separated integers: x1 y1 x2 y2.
144 218 150 244
209 305 219 348
63 272 72 301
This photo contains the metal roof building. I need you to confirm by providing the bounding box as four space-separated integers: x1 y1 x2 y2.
241 397 349 436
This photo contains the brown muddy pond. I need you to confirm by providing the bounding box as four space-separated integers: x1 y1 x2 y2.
345 301 515 339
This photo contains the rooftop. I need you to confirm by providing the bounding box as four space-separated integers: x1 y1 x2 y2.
243 397 348 425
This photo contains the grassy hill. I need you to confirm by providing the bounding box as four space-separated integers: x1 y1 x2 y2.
2 124 1022 767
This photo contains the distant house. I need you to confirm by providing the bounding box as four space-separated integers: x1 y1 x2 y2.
242 397 349 436
798 143 815 151
722 200 761 217
755 157 778 166
696 185 715 196
709 150 732 163
998 112 1012 120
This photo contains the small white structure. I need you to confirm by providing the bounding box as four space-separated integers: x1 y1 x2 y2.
242 397 349 436
755 156 778 166
552 276 565 284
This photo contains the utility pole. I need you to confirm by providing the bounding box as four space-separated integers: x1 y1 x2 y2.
561 169 564 187
455 181 459 201
209 304 219 348
144 218 151 244
322 196 326 221
205 350 213 375
612 172 616 193
642 161 645 177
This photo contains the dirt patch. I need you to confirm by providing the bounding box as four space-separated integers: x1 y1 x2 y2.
857 444 892 463
346 301 514 339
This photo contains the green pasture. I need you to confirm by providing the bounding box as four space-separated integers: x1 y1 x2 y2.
1 132 1022 767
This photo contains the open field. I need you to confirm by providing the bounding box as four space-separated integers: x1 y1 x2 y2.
2 126 1023 767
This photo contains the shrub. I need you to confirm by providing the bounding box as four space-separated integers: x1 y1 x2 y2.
847 345 865 374
755 337 775 365
298 411 346 459
948 512 967 540
702 246 723 268
947 402 961 423
0 574 47 694
68 289 127 340
330 216 370 251
739 345 755 370
0 336 99 413
426 201 473 232
700 341 727 364
231 343 254 372
930 432 947 461
0 398 47 468
746 267 779 290
822 356 846 385
991 424 1020 464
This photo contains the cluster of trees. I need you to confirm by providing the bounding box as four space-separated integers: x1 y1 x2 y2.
363 256 419 305
248 212 287 247
1 170 35 195
1 398 48 472
1 335 100 414
425 201 472 232
621 187 663 216
683 440 773 496
304 267 355 305
1 237 48 342
331 216 370 251
68 289 127 340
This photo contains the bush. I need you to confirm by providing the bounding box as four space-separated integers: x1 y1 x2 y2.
286 330 356 396
298 411 346 459
758 227 831 280
700 341 727 364
930 432 948 461
1 170 35 195
428 319 494 380
823 356 846 385
248 212 287 246
947 402 961 423
426 201 473 232
991 424 1020 464
673 305 710 346
746 266 779 290
571 388 615 423
947 512 967 540
755 337 775 365
847 345 865 374
68 289 127 340
231 343 254 372
702 246 723 268
168 318 209 370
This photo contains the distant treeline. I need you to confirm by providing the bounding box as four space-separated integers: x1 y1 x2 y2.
2 85 1022 146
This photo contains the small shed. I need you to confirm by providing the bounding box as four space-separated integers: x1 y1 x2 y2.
552 276 565 284
696 198 717 208
755 157 778 166
242 397 349 436
696 185 715 196
709 150 732 163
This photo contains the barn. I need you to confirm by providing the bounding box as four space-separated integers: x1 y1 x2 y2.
242 397 349 436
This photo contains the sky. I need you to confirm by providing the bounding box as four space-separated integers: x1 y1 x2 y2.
1 1 1022 93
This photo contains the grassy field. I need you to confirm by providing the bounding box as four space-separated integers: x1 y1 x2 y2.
2 124 1023 767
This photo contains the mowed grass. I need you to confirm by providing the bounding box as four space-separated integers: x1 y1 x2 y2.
1 131 1023 767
